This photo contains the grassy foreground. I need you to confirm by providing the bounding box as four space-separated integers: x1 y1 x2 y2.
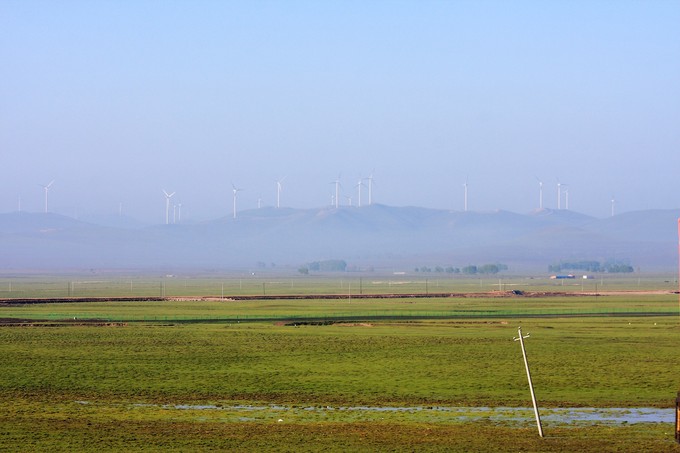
1 302 680 451
2 414 677 452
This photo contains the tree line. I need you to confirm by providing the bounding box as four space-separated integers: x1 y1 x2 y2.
548 260 634 273
414 263 508 275
298 259 347 274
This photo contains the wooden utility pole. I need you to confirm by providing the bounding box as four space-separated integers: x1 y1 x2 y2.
514 326 544 437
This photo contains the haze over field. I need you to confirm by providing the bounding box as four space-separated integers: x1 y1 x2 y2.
2 2 679 225
0 206 678 272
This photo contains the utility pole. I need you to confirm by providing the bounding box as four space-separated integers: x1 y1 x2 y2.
514 326 544 437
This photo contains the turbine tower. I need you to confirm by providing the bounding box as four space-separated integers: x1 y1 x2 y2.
367 173 374 205
556 180 562 210
40 180 54 213
611 197 615 217
162 189 175 225
331 176 341 209
463 177 468 212
355 177 365 207
232 184 243 219
535 177 543 210
276 177 286 209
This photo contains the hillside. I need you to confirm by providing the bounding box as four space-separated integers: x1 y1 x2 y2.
0 206 677 272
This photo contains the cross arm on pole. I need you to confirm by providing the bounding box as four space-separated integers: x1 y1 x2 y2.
513 332 530 341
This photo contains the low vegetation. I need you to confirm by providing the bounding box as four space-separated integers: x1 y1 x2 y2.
0 277 679 451
549 260 635 273
299 259 348 274
415 263 508 274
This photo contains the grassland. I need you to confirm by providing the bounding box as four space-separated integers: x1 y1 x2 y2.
1 275 679 451
1 290 677 322
0 272 677 299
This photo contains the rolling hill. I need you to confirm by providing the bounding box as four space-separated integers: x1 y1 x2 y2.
0 206 677 272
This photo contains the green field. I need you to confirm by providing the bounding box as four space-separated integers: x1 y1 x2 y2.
1 291 677 322
1 276 680 451
0 272 677 299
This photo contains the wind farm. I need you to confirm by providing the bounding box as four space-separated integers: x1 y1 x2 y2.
3 1 678 450
4 170 660 228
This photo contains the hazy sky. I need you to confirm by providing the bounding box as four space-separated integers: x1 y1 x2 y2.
2 1 679 223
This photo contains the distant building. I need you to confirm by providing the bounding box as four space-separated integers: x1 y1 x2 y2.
550 274 575 279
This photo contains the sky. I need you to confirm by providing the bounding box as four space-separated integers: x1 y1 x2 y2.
2 1 679 224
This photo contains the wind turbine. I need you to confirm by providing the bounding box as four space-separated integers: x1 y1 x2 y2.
535 177 543 210
276 176 286 209
556 180 562 210
331 176 341 209
355 177 366 207
564 187 569 210
232 184 243 219
463 176 469 212
611 197 615 217
162 189 175 224
366 173 374 205
40 180 54 213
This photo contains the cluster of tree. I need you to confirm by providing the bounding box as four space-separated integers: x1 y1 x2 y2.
414 263 508 275
415 266 460 273
548 260 634 273
298 259 348 274
602 263 635 273
462 263 508 275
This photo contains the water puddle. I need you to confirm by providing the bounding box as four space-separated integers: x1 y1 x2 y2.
147 403 672 424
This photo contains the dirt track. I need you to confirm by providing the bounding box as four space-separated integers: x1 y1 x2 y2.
1 289 677 326
0 289 676 306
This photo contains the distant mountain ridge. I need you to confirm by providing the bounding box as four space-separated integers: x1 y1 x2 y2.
0 205 678 272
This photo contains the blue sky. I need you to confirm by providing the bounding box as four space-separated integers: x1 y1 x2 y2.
2 1 679 223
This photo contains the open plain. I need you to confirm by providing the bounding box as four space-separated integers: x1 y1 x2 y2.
1 274 679 452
